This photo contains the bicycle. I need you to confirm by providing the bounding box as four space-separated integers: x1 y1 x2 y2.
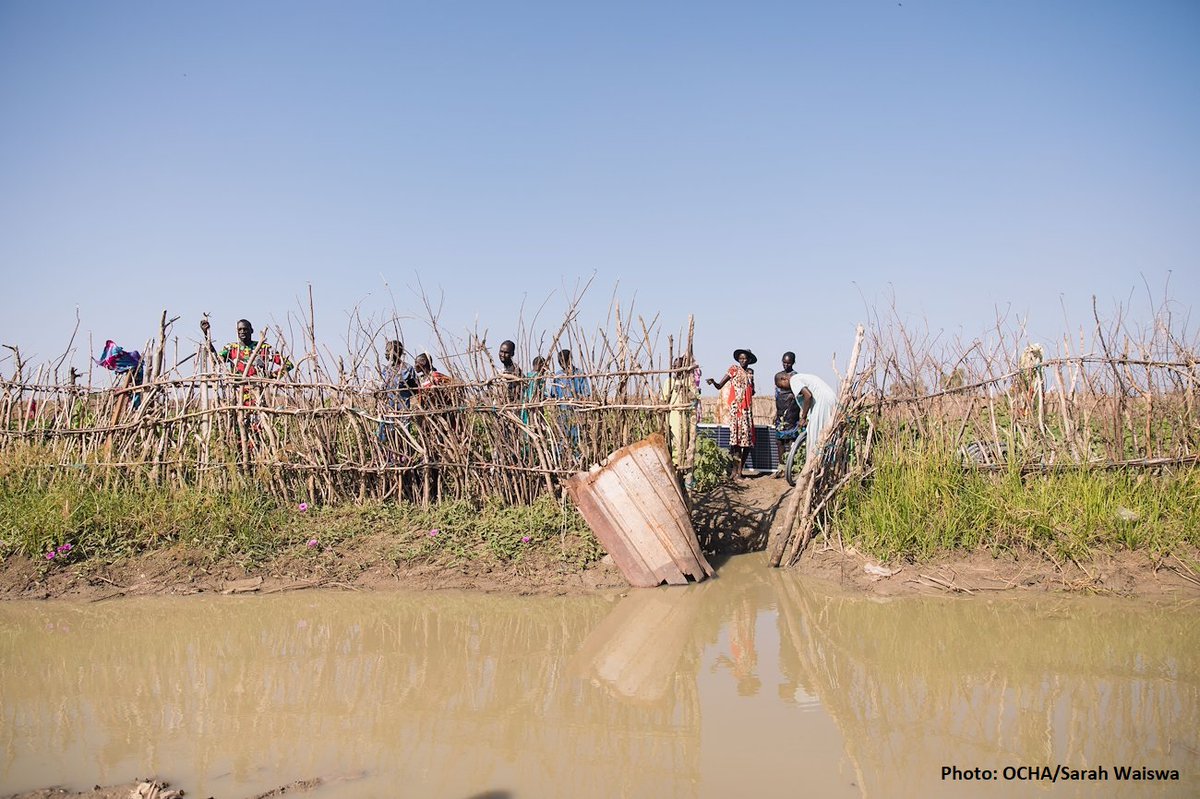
784 419 861 487
783 427 808 487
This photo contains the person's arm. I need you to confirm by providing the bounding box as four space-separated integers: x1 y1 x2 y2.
199 318 220 361
707 366 733 390
796 387 814 428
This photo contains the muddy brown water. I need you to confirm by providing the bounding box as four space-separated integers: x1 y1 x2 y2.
1 554 1196 799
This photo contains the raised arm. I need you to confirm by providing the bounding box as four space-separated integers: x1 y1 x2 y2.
199 317 220 361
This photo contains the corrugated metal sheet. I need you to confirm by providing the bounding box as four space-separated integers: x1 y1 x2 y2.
564 433 714 588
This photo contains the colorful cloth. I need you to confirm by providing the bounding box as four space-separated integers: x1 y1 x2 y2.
413 371 454 409
95 341 142 374
419 371 451 390
218 341 293 377
724 364 755 447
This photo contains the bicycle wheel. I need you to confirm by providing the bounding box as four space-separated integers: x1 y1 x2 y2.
784 428 807 487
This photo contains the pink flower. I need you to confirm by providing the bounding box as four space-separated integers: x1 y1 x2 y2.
57 543 72 554
45 552 55 560
306 539 319 549
298 502 309 512
428 529 439 537
521 536 531 543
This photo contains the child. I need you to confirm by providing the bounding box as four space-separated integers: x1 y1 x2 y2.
773 372 800 476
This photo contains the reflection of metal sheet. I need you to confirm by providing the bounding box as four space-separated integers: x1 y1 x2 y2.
571 588 702 703
564 433 714 587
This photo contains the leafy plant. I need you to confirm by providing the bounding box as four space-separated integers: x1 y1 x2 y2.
691 436 730 493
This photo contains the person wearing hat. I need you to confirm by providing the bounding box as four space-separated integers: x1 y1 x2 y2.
707 348 757 479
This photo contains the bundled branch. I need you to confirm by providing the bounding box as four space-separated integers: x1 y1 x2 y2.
770 293 1200 567
0 290 699 507
864 294 1200 468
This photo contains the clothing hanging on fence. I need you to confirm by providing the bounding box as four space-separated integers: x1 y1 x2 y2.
96 340 145 409
95 340 142 374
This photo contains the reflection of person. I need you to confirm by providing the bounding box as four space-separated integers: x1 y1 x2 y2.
707 349 756 479
789 372 837 465
713 598 761 697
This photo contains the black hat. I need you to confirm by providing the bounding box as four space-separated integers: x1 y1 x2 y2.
733 349 758 366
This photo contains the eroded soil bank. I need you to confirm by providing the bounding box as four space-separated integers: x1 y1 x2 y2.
3 475 1196 603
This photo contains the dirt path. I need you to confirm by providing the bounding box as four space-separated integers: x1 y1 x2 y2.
693 474 1200 599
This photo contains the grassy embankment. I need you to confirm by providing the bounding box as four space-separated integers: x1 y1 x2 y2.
829 439 1200 565
0 451 603 577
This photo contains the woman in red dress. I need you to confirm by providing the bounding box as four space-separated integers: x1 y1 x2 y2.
707 349 756 479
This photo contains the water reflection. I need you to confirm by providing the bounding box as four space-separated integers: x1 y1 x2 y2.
1 557 1197 798
767 570 1199 797
571 587 703 703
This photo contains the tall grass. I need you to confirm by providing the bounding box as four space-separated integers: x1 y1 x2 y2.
0 465 601 571
832 438 1200 562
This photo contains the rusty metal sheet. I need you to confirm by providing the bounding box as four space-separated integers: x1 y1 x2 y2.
564 433 713 588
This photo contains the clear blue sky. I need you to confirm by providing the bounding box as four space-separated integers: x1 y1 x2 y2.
2 0 1197 385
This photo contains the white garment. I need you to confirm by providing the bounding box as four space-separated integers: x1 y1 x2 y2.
789 373 837 464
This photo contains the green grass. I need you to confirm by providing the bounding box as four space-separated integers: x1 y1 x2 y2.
831 441 1200 563
0 468 602 571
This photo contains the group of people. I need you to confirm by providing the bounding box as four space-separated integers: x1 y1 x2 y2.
708 348 837 480
195 317 835 479
375 337 591 410
196 318 591 410
198 316 596 468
